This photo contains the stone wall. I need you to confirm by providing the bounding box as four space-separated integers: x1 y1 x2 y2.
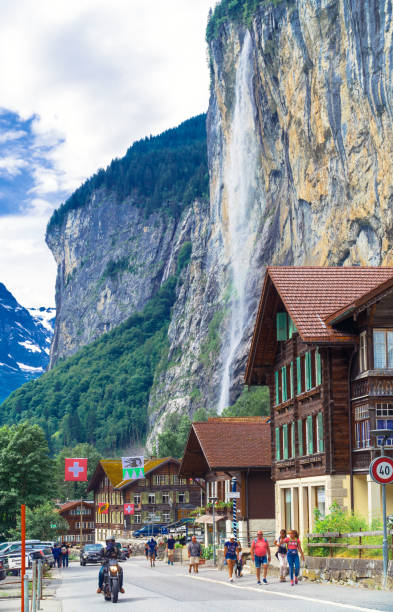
304 556 393 589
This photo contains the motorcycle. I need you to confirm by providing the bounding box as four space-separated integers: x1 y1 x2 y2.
102 558 121 603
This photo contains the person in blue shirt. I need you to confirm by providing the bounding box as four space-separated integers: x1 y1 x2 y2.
166 535 175 565
51 543 62 568
147 538 157 567
224 534 240 582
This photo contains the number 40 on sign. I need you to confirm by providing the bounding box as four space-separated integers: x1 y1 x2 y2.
369 456 393 484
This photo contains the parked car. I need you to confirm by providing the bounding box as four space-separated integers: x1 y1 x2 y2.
80 544 104 566
32 546 55 568
132 525 166 538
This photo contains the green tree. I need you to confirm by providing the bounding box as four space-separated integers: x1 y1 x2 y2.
222 386 270 417
9 501 69 541
0 423 53 536
54 443 101 502
156 407 211 458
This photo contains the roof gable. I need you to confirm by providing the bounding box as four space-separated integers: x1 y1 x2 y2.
114 457 179 490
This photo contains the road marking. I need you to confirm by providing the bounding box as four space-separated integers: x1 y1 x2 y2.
177 574 380 612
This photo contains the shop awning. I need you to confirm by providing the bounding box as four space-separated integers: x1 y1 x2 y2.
194 514 226 524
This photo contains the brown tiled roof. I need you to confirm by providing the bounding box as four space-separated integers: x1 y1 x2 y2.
269 266 393 342
191 417 271 469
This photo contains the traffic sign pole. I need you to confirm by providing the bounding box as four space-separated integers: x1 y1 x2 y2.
21 504 25 612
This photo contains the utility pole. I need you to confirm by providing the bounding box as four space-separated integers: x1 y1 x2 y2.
80 499 83 547
21 504 25 612
209 496 218 566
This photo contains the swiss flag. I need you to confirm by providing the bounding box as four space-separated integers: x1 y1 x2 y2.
65 458 88 481
124 503 135 515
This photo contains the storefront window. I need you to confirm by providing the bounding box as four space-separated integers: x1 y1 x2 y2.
284 489 292 531
315 486 325 518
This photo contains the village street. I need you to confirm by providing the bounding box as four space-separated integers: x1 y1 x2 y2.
2 557 392 612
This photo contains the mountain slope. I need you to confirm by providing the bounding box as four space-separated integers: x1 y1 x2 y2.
0 284 54 403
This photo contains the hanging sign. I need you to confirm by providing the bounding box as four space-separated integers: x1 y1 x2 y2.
121 456 144 480
369 456 393 485
98 502 109 514
124 503 135 515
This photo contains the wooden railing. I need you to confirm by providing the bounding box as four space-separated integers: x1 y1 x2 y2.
306 529 393 558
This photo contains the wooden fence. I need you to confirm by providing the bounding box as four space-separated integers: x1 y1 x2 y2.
306 529 393 558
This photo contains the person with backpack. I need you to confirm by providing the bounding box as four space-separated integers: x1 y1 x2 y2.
61 542 69 568
251 530 271 585
282 530 305 586
274 528 288 582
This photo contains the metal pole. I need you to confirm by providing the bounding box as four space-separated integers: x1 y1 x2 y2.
21 504 26 612
80 499 83 547
23 573 29 612
37 561 41 610
231 477 237 541
31 561 37 612
212 501 216 566
381 437 388 589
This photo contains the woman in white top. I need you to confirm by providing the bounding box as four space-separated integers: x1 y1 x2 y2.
273 528 288 582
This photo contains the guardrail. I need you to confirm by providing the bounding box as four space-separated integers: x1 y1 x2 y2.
306 529 393 558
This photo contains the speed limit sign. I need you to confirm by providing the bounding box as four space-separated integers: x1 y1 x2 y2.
369 456 393 484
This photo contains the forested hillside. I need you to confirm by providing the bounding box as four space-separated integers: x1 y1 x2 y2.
47 114 208 230
0 271 182 453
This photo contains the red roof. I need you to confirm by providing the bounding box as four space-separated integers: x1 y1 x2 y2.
268 267 393 342
191 417 271 469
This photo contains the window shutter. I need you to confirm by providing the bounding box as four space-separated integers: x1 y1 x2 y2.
185 491 190 503
307 415 314 454
296 356 302 394
276 312 288 341
156 491 162 504
275 371 279 405
290 361 294 398
281 366 287 401
305 352 312 391
141 492 148 505
317 412 324 452
283 424 288 460
165 475 169 485
275 427 281 461
291 422 296 458
316 349 322 386
288 317 297 338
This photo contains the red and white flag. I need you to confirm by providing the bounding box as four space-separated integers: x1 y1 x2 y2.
64 458 88 481
124 503 135 515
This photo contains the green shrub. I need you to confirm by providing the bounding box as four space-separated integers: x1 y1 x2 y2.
206 0 288 42
222 386 269 417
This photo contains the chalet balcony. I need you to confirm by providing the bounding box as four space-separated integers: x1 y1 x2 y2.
352 371 393 400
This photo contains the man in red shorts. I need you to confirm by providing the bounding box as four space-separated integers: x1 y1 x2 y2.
251 530 271 584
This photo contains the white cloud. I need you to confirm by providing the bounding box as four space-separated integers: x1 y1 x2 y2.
0 129 27 144
0 0 215 307
0 155 28 177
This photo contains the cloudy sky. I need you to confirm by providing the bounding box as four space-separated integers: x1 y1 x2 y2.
0 0 215 307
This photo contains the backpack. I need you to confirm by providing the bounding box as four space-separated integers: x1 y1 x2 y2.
61 546 67 554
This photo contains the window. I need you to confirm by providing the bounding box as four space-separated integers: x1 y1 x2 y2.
134 514 141 524
153 475 166 485
277 312 288 341
275 371 279 405
275 427 281 461
296 356 302 394
291 422 296 458
134 494 141 506
162 512 171 523
316 349 322 386
359 332 367 372
305 352 312 391
373 330 393 368
148 494 155 504
172 475 179 485
284 489 292 531
355 405 370 449
283 424 289 459
376 404 393 447
162 492 170 504
315 486 326 518
178 492 186 503
282 367 287 402
317 413 324 452
297 419 303 456
306 415 314 454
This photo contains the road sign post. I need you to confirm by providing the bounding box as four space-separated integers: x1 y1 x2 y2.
21 504 25 612
231 477 237 541
369 428 393 589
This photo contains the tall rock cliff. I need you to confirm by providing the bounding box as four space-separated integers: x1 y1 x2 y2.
45 0 393 449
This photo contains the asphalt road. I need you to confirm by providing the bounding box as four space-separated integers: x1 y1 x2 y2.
2 558 393 611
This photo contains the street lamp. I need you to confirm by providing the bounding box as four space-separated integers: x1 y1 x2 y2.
209 496 218 566
370 427 393 589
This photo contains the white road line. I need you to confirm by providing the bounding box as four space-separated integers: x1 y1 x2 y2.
176 574 381 612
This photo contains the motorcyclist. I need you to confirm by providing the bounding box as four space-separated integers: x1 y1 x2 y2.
96 537 125 594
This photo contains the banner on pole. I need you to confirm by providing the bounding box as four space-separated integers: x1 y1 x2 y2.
121 456 144 480
64 458 88 481
124 503 135 515
98 502 109 514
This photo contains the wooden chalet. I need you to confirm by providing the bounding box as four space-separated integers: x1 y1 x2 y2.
245 266 393 536
88 457 201 542
179 417 274 546
57 500 95 544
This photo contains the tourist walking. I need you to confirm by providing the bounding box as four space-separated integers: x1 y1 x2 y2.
282 530 305 586
251 530 271 585
147 538 157 567
145 541 149 562
61 542 69 567
187 535 201 574
224 534 239 582
166 534 175 565
274 529 288 582
235 547 243 577
52 543 62 568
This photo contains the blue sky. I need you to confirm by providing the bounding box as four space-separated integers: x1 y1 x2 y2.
0 0 214 307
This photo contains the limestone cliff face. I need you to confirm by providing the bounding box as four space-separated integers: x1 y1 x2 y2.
206 0 393 413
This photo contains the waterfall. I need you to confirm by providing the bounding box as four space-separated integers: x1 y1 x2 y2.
218 30 260 413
